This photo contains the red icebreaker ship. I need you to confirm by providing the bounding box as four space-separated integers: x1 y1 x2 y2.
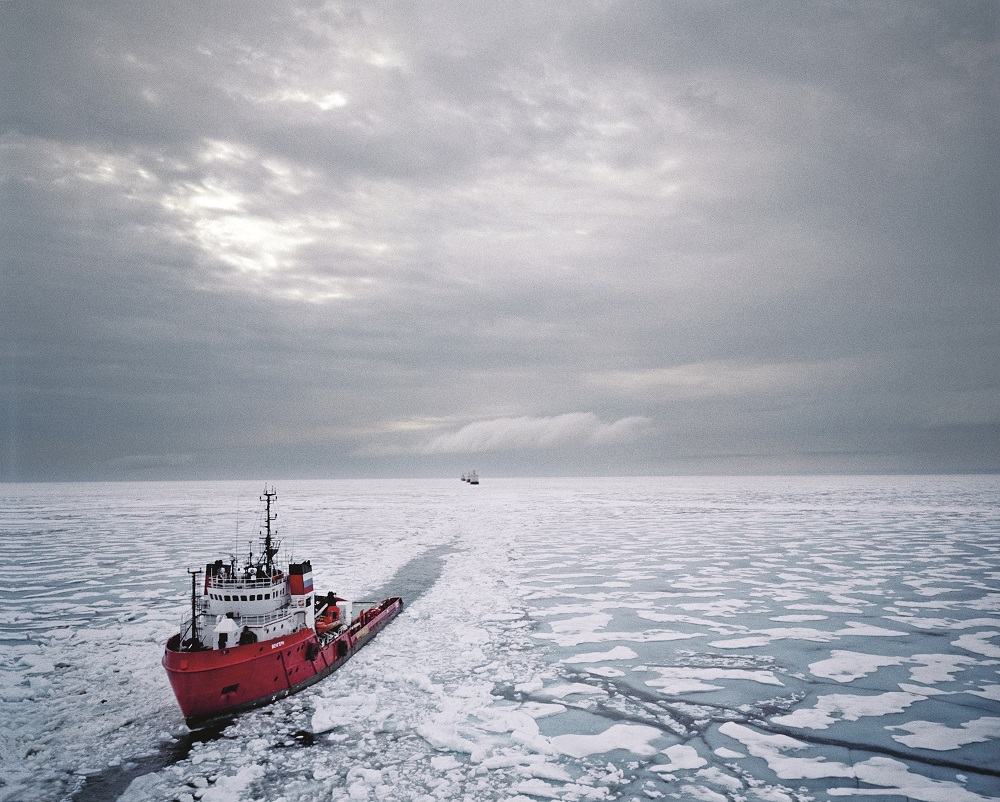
163 487 403 728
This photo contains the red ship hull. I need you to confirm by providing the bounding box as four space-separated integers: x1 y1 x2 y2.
163 597 403 728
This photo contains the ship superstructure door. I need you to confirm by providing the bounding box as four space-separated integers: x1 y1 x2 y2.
288 561 315 631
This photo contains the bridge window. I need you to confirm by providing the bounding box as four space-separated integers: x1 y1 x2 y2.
224 595 231 601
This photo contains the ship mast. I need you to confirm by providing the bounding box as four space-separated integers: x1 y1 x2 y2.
187 568 202 647
260 486 280 576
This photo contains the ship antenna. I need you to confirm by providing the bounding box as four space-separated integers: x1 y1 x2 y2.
187 568 202 648
260 485 279 576
234 494 239 573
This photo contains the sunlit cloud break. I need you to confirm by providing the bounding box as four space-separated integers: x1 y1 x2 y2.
419 413 652 455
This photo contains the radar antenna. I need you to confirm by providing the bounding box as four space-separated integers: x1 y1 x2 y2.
259 486 281 576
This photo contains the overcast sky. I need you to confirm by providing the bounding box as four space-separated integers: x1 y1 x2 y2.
2 1 997 481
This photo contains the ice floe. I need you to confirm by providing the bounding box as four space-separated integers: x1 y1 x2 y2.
4 476 999 802
560 646 637 664
807 649 908 682
826 757 999 801
888 717 1000 750
719 722 855 779
908 653 989 684
643 666 784 694
770 691 925 729
655 744 707 770
953 631 1000 658
550 723 662 758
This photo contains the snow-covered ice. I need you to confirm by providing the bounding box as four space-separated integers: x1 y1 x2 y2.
2 475 999 801
888 717 1000 750
770 691 925 729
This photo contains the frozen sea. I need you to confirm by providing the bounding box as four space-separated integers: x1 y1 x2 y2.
2 475 999 802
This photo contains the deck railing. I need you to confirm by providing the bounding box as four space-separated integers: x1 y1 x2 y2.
181 606 294 633
206 574 284 590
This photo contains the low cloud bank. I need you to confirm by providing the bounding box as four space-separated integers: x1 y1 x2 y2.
104 453 195 471
419 413 651 455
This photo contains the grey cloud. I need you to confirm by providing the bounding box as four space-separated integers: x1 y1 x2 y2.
1 0 997 480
